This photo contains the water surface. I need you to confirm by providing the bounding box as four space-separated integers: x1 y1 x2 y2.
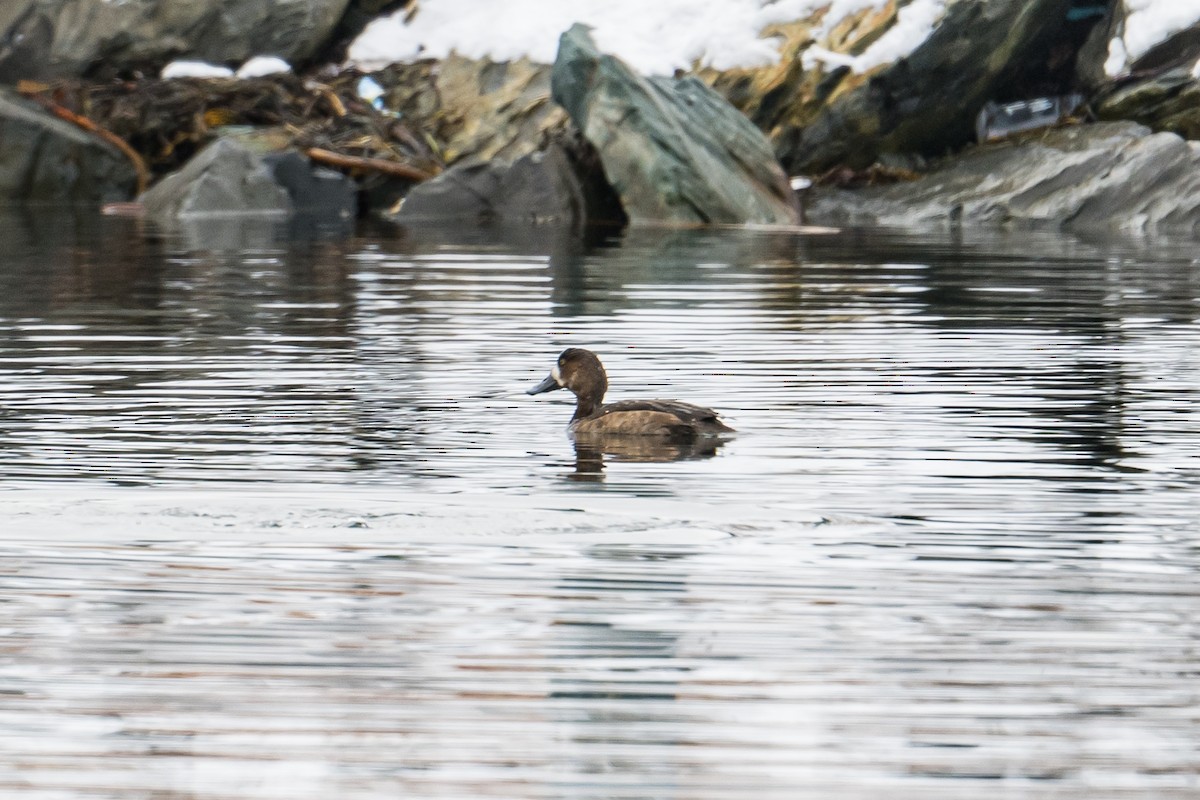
1 210 1197 798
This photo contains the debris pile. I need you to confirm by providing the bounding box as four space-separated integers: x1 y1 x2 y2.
17 69 445 207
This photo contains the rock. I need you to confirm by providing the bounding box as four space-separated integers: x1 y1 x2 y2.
805 122 1200 235
0 0 351 81
1096 68 1200 140
264 151 358 222
0 88 137 204
707 0 1096 173
777 0 1080 173
1083 9 1200 141
393 161 504 225
393 136 624 232
425 55 567 164
550 24 799 226
140 138 291 221
139 137 356 223
1081 3 1200 84
359 56 566 169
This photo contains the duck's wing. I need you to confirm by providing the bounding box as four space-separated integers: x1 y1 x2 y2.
583 399 734 437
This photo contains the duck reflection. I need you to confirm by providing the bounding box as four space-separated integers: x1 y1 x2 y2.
569 433 726 481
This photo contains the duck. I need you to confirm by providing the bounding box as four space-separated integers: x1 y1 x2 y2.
527 348 734 440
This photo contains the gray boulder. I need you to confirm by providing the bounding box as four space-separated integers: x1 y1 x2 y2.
393 139 624 231
550 24 799 226
140 138 292 221
140 137 356 223
0 88 137 204
0 0 350 81
805 122 1200 235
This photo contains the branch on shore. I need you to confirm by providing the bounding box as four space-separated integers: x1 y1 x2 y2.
305 147 435 182
19 83 151 195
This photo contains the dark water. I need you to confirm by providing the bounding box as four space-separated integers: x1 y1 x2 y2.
0 210 1197 798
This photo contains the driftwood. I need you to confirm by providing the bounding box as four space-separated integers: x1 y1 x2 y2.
17 74 444 188
18 85 150 194
306 147 434 182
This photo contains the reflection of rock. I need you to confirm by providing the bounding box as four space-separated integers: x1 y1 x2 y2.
551 24 799 226
0 0 351 81
806 122 1200 234
140 137 355 229
392 136 624 231
0 88 137 204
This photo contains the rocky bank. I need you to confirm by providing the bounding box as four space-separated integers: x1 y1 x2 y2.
1 0 1199 237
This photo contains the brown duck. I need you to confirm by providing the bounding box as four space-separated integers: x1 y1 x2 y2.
527 348 734 440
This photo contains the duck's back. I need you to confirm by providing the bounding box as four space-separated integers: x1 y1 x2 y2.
572 399 733 440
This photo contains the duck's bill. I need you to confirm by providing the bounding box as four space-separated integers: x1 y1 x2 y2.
527 374 561 395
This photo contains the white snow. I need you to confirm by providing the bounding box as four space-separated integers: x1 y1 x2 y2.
804 0 946 73
347 0 1197 82
1106 0 1200 77
236 56 292 78
1104 35 1129 78
161 60 235 79
347 0 925 76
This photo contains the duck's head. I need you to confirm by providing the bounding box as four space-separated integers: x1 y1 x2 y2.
527 347 608 402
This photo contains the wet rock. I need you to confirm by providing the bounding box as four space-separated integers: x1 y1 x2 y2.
551 24 799 226
0 88 137 204
393 138 624 232
265 150 359 222
805 122 1200 235
393 161 503 225
0 0 351 81
140 137 355 224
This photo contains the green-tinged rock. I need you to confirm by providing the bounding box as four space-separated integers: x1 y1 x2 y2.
551 24 799 226
0 88 136 204
1096 68 1200 141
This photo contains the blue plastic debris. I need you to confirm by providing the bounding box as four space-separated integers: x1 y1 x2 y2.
356 76 386 111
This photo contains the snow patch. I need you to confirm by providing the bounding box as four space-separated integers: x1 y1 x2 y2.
804 0 946 74
1106 1 1200 77
347 0 865 75
236 56 292 78
162 61 234 79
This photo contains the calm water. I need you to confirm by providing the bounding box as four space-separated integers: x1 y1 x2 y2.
0 210 1197 798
